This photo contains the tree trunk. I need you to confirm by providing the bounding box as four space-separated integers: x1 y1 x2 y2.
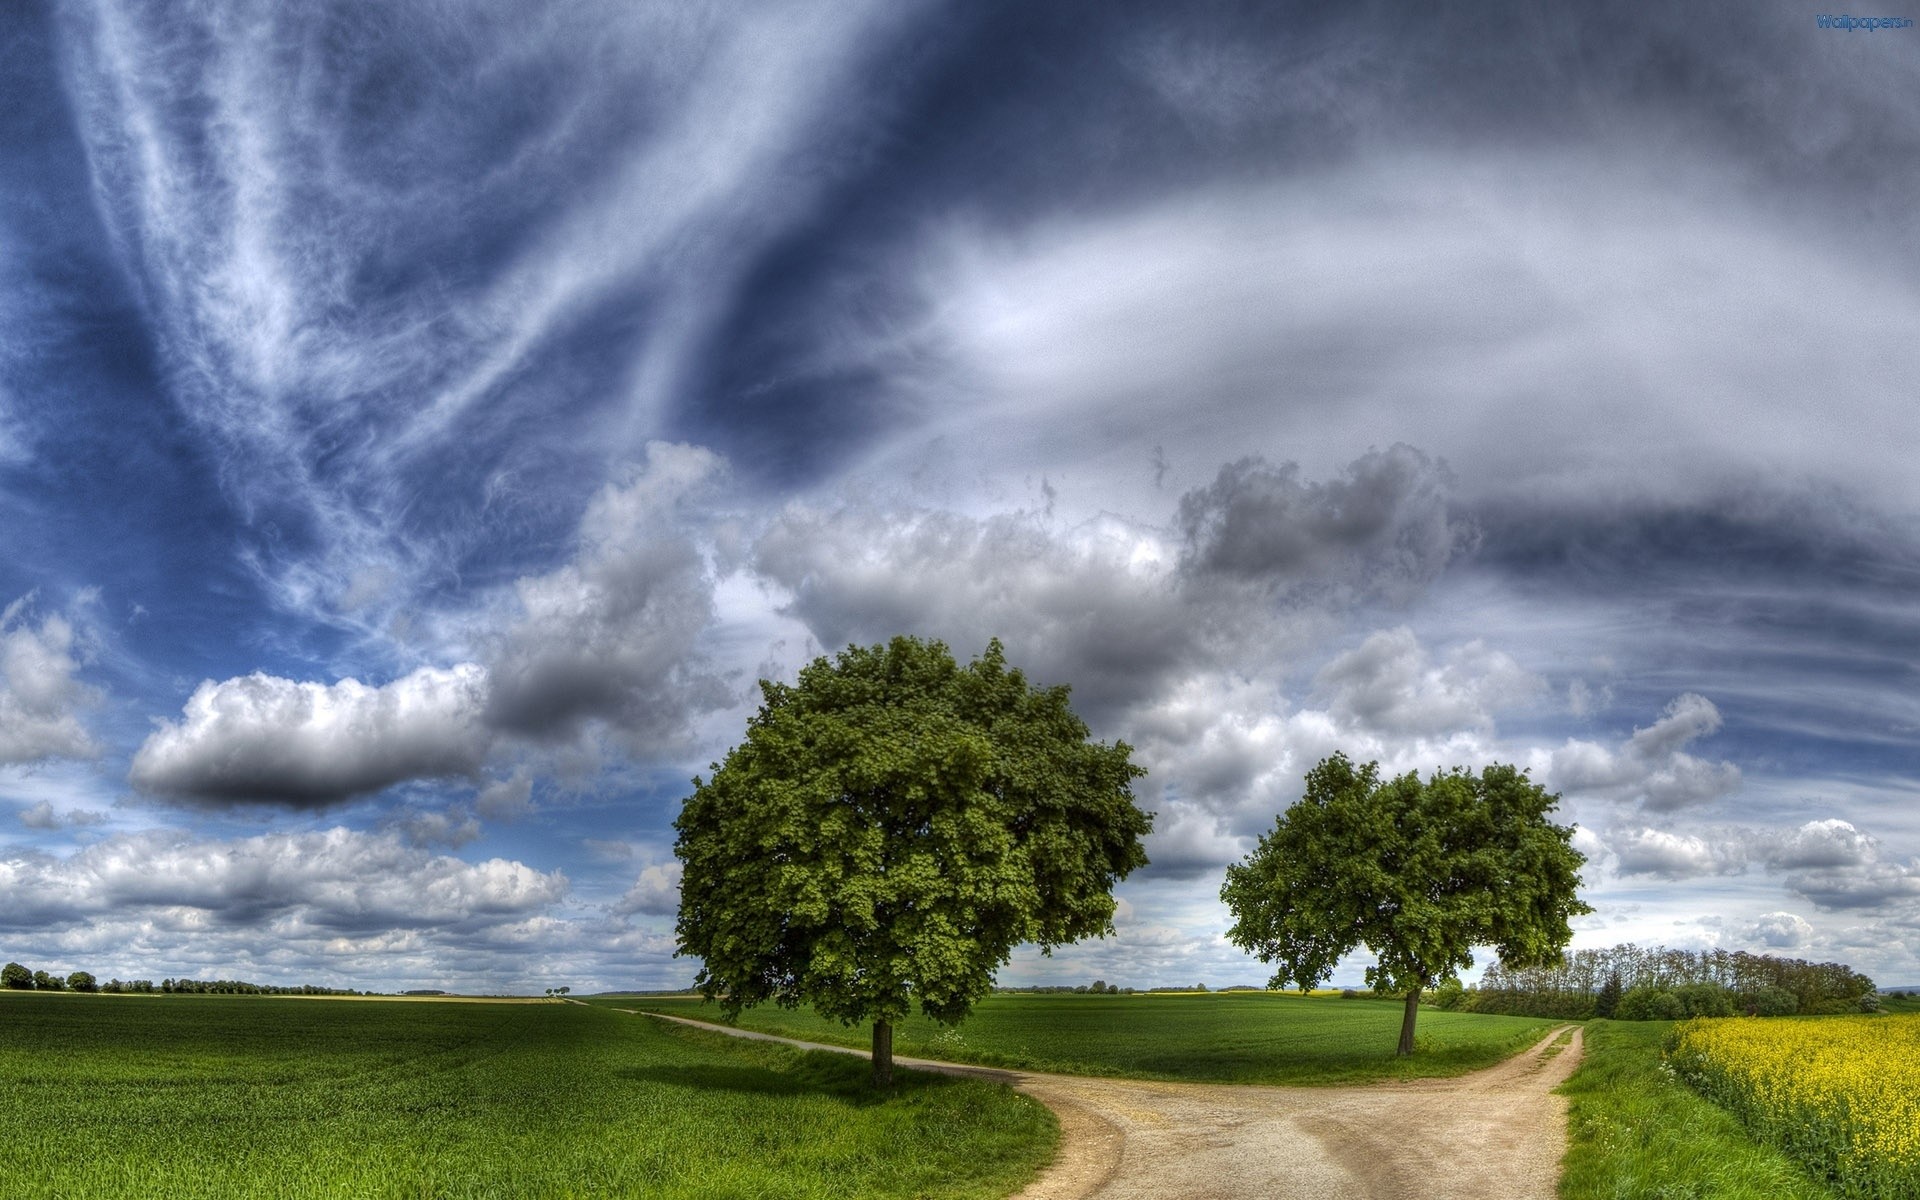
872 1019 894 1088
1396 986 1423 1056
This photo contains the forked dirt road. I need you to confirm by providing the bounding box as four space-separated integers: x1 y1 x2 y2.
635 1011 1583 1199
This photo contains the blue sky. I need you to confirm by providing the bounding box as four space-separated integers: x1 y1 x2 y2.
2 0 1917 993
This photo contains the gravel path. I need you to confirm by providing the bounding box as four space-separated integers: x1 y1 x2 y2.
631 1010 1583 1199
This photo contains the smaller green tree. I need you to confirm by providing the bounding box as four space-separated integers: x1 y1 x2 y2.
67 972 97 993
31 970 61 991
1223 754 1590 1056
1 962 32 990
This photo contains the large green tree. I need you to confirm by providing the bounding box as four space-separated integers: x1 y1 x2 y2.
675 636 1152 1087
1222 753 1590 1056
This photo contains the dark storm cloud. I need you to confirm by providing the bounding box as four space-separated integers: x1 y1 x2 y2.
1177 445 1476 600
755 446 1472 724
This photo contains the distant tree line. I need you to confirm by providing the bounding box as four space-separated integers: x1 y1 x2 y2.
2 962 359 997
1426 945 1877 1020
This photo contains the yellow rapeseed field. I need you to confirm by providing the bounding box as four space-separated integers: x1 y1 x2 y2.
1667 1013 1920 1198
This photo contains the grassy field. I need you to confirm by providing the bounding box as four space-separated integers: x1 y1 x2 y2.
0 991 1054 1199
590 991 1562 1085
1558 1019 1835 1199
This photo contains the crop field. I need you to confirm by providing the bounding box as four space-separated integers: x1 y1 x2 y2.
0 992 1053 1199
594 991 1561 1085
1558 1019 1835 1199
1668 1013 1920 1198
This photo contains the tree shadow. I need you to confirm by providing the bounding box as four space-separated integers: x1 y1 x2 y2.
618 1053 972 1108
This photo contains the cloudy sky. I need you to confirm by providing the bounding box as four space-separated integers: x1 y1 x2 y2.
2 0 1916 994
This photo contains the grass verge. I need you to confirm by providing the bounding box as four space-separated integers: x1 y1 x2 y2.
592 991 1560 1086
1557 1019 1835 1199
0 992 1054 1199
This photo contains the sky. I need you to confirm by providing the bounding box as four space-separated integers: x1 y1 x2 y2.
1 0 1917 994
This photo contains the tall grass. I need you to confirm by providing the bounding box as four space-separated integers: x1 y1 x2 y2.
1557 1019 1834 1200
0 992 1053 1199
596 991 1560 1085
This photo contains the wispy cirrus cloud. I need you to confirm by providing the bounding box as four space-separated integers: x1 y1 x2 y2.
54 0 920 642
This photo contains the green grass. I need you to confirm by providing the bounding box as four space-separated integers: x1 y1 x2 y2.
0 992 1054 1199
590 991 1562 1085
1557 1019 1836 1200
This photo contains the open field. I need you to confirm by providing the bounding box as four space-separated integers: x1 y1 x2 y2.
0 992 1053 1199
1668 1013 1920 1198
591 991 1562 1085
1558 1019 1835 1199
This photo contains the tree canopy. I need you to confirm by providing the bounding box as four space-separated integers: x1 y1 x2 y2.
674 636 1152 1085
1221 753 1590 1055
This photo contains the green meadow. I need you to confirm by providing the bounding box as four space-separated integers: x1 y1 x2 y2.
594 990 1561 1085
0 992 1053 1200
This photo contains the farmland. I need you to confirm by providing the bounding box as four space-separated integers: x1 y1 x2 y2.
0 992 1053 1199
1558 1019 1836 1199
1668 1013 1920 1198
594 990 1562 1085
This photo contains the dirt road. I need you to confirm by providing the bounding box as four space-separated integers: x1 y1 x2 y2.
634 1011 1583 1199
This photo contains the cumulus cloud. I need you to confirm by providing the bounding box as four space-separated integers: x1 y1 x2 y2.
0 827 566 933
1748 911 1814 949
132 443 732 808
1124 626 1540 877
1547 694 1740 810
1313 626 1542 738
755 446 1476 722
17 800 108 831
1139 800 1249 881
1597 816 1920 915
389 806 483 850
756 504 1202 719
130 665 491 808
614 861 683 917
0 599 99 765
484 441 732 751
474 771 534 821
1177 445 1477 601
1609 826 1748 880
1769 820 1920 910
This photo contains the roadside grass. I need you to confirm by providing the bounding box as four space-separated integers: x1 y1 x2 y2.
1557 1019 1835 1200
591 991 1561 1085
0 991 1054 1199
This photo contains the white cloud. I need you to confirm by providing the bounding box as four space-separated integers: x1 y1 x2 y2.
474 770 533 821
131 442 733 808
17 800 108 831
880 154 1920 515
1547 694 1740 811
1313 626 1542 738
0 599 99 765
0 826 566 932
129 664 491 808
756 502 1203 719
1609 826 1747 880
1748 911 1814 949
614 861 683 917
484 441 732 752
